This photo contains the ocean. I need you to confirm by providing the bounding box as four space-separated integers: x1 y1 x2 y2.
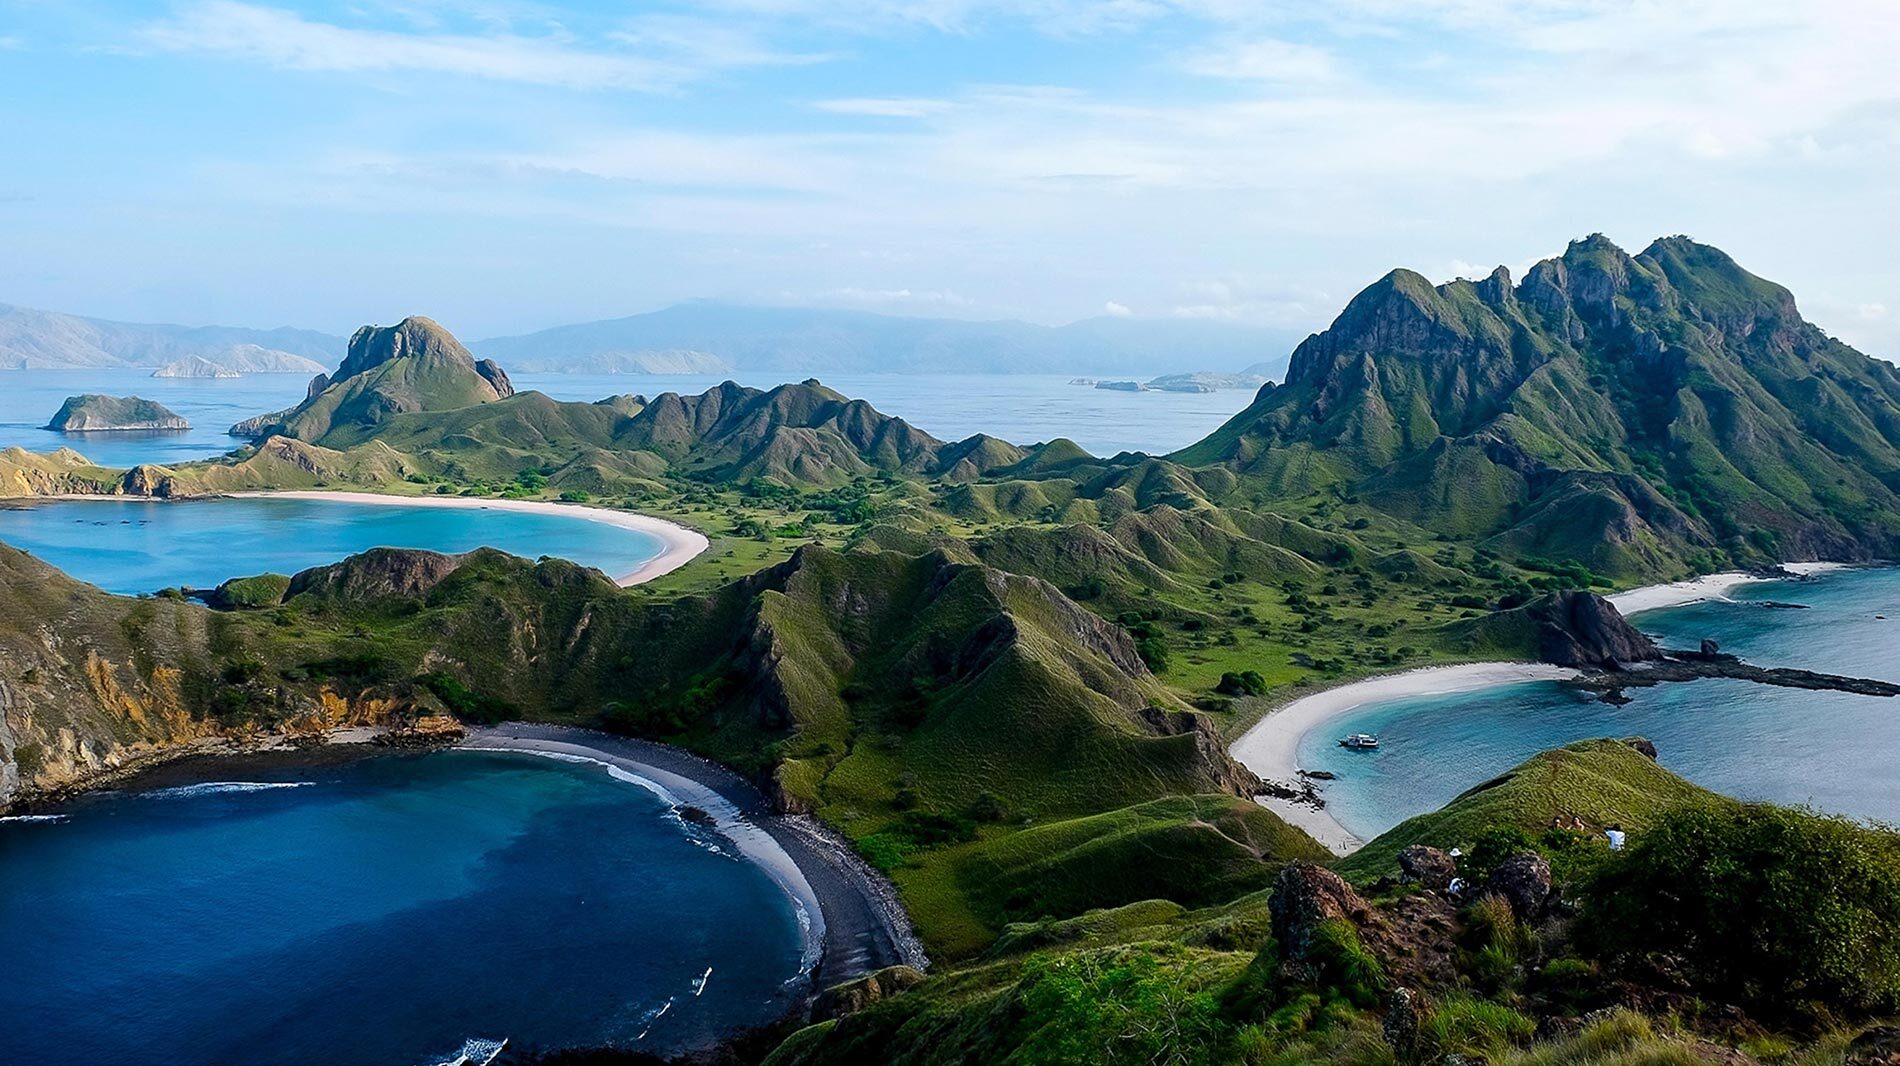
1297 567 1900 840
0 369 1258 466
0 749 809 1065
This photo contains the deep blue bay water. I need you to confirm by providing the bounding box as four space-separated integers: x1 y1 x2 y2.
0 496 664 594
0 750 808 1065
1299 567 1900 840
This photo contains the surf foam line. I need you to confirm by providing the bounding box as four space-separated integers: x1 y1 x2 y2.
459 746 684 807
454 738 827 980
141 781 314 800
0 814 67 824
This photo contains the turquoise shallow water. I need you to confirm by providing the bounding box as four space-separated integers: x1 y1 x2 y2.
0 750 808 1065
1297 567 1900 840
0 496 664 594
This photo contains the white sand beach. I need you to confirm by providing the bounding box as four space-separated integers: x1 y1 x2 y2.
1229 662 1580 855
1228 562 1858 855
1607 562 1851 615
230 490 710 586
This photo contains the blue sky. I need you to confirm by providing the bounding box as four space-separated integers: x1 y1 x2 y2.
1 1 1896 356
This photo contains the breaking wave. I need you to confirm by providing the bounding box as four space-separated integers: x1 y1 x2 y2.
141 781 314 800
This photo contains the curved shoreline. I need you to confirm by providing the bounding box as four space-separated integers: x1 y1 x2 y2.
461 724 928 994
1228 563 1858 856
227 490 710 586
1230 663 1580 855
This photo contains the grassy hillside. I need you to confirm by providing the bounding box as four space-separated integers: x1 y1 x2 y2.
1334 738 1722 883
1175 235 1900 578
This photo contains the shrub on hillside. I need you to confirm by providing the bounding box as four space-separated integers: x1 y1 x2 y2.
1581 804 1900 1019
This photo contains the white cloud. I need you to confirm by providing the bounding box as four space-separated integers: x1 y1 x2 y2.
816 97 955 118
1103 300 1133 316
140 1 824 91
1183 38 1338 82
1861 303 1890 321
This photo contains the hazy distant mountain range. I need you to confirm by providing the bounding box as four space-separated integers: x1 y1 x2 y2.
0 302 344 370
0 299 1295 378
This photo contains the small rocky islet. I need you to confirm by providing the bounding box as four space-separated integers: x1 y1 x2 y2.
44 394 191 432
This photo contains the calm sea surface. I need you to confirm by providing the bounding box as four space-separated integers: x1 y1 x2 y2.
0 496 663 594
0 369 1258 465
0 750 808 1065
1298 567 1900 840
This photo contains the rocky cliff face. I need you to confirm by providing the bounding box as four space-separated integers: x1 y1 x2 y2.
0 544 443 809
1176 235 1900 577
1525 591 1663 667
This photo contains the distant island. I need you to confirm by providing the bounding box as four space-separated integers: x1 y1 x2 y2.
1072 366 1278 393
151 345 332 378
44 394 190 432
151 355 240 379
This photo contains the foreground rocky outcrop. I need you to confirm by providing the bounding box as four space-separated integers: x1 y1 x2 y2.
45 394 189 432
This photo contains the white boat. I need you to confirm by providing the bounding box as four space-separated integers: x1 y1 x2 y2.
1338 733 1380 750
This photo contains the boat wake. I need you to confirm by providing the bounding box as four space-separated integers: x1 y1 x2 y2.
142 781 314 800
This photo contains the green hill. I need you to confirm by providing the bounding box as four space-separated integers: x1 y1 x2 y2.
1175 235 1900 578
230 316 512 444
1334 737 1723 883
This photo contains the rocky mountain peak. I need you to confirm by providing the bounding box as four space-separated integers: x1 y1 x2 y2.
333 316 476 382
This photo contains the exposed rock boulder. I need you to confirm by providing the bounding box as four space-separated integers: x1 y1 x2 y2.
1398 845 1457 891
1480 852 1553 919
1623 736 1658 760
1527 591 1661 667
1269 861 1376 965
1846 1026 1900 1066
285 547 468 603
474 358 514 398
1383 987 1424 1061
45 394 189 432
811 965 927 1021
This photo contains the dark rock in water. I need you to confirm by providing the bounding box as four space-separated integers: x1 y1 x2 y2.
45 394 190 432
1298 768 1338 780
1480 852 1553 919
1397 845 1457 891
811 965 926 1021
1269 861 1376 972
1699 638 1720 657
1756 600 1811 610
677 805 716 827
1623 737 1659 761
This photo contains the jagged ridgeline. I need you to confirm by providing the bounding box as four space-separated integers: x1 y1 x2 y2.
1176 235 1900 576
